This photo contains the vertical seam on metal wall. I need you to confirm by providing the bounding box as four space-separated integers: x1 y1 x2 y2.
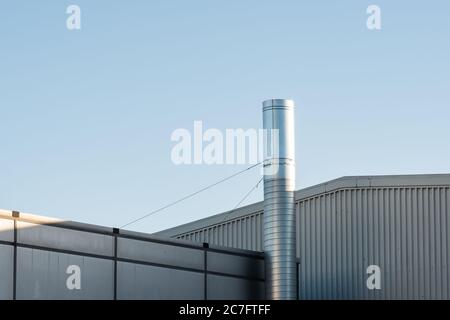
113 227 119 300
203 243 208 300
296 261 299 300
114 234 117 300
13 218 17 300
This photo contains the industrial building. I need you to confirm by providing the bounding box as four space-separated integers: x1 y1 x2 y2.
1 99 449 300
0 173 449 300
157 173 450 300
0 209 264 300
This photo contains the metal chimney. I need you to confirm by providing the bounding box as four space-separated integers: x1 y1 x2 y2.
262 99 297 300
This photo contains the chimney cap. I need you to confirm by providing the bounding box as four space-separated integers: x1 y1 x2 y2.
262 99 295 109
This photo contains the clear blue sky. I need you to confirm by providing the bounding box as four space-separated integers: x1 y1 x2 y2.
1 1 449 233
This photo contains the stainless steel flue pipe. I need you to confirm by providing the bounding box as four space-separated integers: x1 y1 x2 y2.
262 99 297 300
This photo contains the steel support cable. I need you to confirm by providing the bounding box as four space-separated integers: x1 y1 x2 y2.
232 176 263 211
120 162 261 228
217 175 264 224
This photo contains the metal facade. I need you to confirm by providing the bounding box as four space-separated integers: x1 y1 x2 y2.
0 210 264 300
157 174 450 299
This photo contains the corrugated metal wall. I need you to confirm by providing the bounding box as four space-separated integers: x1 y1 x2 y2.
174 185 450 299
179 213 264 252
298 187 449 300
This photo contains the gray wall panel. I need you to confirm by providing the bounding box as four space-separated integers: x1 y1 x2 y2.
166 180 450 300
117 238 203 270
298 187 450 300
0 244 13 300
0 218 14 242
16 247 114 299
2 212 267 300
207 275 264 300
117 261 204 300
207 251 264 279
17 221 114 257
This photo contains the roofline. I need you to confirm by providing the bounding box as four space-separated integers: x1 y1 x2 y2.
0 209 263 257
154 173 450 237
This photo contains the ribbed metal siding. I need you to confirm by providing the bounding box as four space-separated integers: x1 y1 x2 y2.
176 186 450 299
298 187 450 299
178 214 264 252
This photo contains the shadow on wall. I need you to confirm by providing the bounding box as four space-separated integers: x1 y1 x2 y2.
0 209 265 300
